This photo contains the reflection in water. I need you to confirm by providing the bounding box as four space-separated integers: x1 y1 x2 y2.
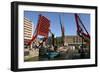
24 48 90 62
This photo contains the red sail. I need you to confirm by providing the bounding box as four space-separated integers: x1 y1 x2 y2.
37 15 50 37
28 15 50 45
75 14 90 46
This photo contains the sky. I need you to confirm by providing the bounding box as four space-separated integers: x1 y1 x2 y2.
24 11 90 37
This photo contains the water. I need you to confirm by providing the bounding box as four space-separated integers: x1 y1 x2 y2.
24 48 90 62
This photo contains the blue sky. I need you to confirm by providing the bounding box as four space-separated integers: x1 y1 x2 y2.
24 11 90 37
